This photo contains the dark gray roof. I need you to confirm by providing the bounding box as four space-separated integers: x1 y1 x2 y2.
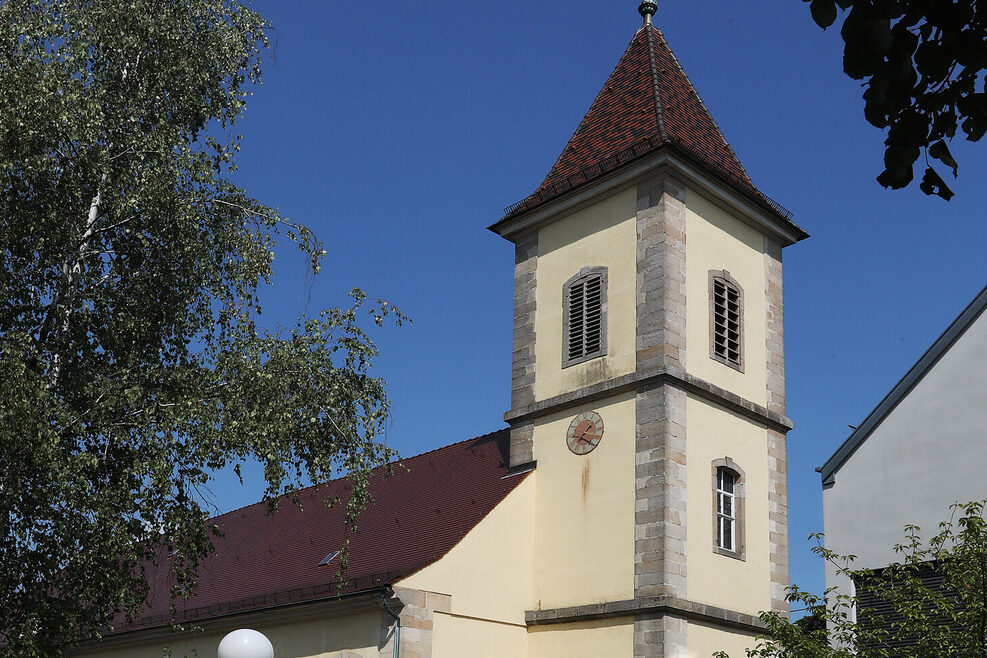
818 283 987 486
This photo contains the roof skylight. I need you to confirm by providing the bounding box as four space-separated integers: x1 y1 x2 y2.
319 550 340 566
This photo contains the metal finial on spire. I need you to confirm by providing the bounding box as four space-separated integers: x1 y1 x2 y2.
639 0 658 26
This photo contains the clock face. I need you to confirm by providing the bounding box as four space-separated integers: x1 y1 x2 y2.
566 411 604 455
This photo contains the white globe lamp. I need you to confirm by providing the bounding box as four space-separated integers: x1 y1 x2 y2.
217 629 274 658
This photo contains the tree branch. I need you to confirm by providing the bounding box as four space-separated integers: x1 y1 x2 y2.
211 197 314 236
49 172 107 388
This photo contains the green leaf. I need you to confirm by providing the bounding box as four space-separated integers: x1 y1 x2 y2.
863 79 891 127
915 41 953 80
919 166 955 200
928 140 959 177
810 0 839 29
877 144 919 188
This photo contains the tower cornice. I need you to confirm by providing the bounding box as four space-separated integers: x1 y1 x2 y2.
488 148 808 246
503 363 794 434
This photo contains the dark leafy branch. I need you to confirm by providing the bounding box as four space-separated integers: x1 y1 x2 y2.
804 0 987 200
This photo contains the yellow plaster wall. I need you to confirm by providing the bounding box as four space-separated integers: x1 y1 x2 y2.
688 620 758 658
534 187 638 402
684 186 767 407
685 394 771 616
430 612 527 658
76 611 383 658
527 618 634 658
531 392 636 608
397 475 535 625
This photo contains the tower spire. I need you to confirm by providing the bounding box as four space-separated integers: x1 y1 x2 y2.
639 0 657 26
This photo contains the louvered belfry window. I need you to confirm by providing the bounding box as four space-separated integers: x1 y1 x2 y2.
563 268 607 367
710 271 743 370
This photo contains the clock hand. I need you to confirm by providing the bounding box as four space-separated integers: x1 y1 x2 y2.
577 432 600 444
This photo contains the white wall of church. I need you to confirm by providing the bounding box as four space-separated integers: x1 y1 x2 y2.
685 394 772 616
687 620 758 658
530 392 636 608
430 612 528 658
527 617 634 657
534 186 638 402
398 474 534 627
823 308 987 600
684 186 768 407
75 611 385 658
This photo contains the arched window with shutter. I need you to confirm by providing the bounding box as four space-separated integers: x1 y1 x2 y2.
709 270 744 372
562 267 608 368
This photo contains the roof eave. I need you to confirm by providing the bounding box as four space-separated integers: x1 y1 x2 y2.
819 283 987 485
85 586 395 651
489 145 807 247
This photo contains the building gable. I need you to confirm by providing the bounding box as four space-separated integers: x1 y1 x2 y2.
819 283 987 486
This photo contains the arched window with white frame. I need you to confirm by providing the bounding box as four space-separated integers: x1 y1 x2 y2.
712 458 746 560
717 468 737 550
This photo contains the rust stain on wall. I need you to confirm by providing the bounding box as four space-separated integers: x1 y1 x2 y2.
582 461 591 502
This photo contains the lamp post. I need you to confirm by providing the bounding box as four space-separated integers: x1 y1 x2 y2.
217 629 274 658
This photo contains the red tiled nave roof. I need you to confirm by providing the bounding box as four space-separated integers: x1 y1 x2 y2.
126 429 525 631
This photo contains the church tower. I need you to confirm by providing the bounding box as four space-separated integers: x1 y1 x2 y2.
490 3 808 656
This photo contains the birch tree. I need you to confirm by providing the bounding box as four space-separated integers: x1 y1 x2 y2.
0 2 404 655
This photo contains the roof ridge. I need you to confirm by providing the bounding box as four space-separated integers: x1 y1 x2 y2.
523 22 761 206
385 466 533 585
206 428 511 523
644 25 669 142
651 27 753 183
536 29 646 190
818 283 987 484
394 426 509 463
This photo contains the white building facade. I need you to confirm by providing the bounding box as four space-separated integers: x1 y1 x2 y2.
820 284 987 607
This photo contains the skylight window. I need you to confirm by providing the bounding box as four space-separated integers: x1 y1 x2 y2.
319 550 340 566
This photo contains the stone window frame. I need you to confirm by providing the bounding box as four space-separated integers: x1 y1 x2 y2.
709 269 745 373
562 266 608 369
712 457 746 561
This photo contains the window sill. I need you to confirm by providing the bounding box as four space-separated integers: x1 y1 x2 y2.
709 352 745 374
562 350 607 369
713 546 746 562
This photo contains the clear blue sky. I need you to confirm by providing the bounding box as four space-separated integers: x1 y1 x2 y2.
209 1 987 606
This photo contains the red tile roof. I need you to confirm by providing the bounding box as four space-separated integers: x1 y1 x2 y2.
126 429 525 630
540 25 751 192
501 26 797 229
